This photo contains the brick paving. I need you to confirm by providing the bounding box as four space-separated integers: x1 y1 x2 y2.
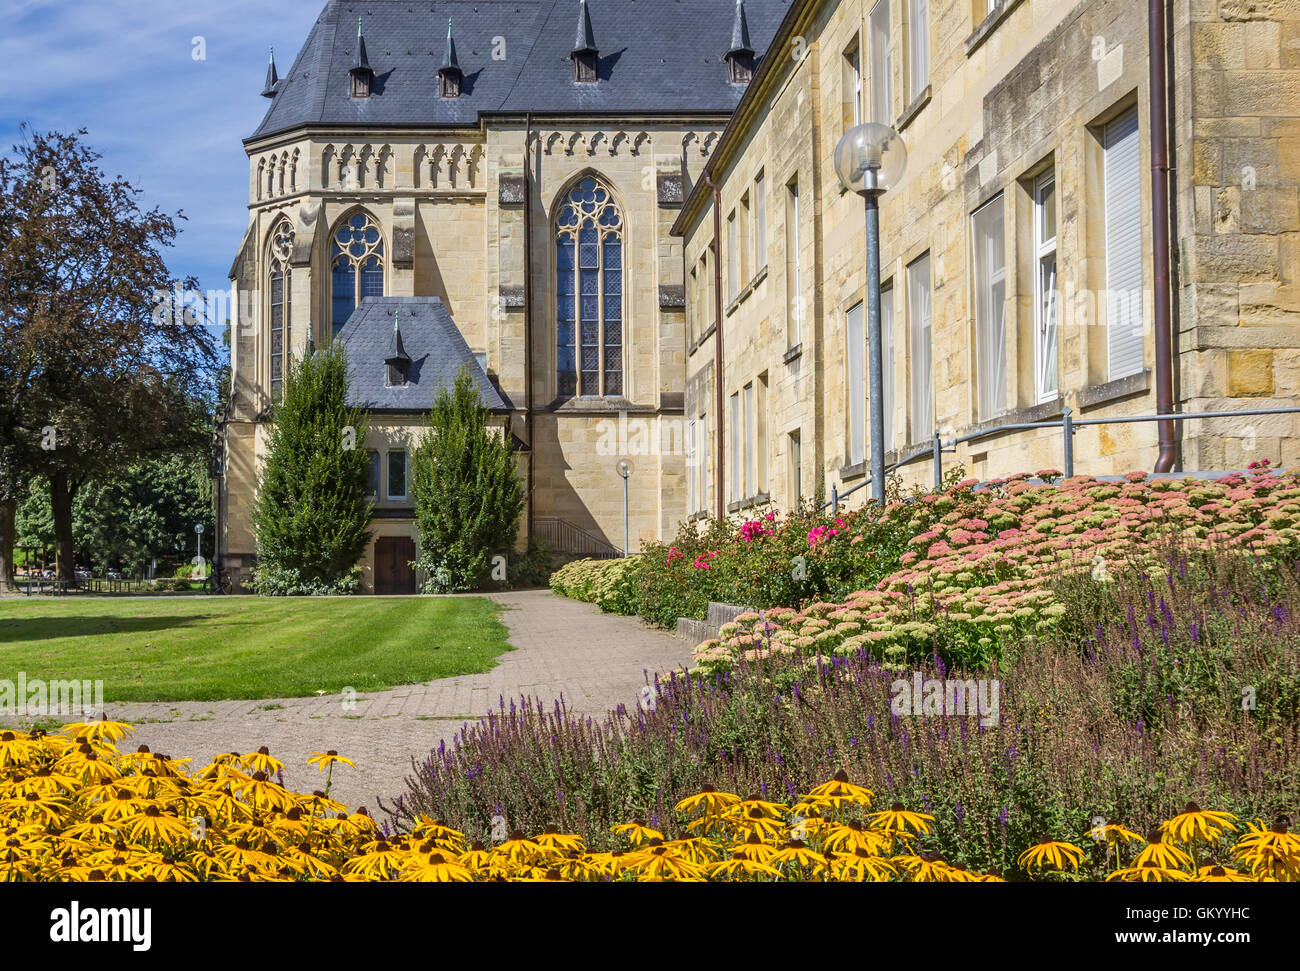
111 591 691 813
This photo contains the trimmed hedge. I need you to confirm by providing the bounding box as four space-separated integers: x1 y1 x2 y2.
549 557 644 615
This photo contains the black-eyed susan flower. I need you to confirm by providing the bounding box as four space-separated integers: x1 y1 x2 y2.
866 803 935 838
1017 837 1085 875
611 819 664 845
1133 829 1194 872
1161 802 1238 845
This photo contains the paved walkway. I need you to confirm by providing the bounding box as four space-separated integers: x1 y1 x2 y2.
111 591 691 814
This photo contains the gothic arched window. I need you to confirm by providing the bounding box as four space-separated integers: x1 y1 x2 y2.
267 219 295 401
330 211 385 338
555 177 623 397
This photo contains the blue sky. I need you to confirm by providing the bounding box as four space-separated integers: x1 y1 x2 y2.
0 0 323 300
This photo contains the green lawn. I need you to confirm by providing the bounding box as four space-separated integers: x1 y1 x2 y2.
0 596 513 703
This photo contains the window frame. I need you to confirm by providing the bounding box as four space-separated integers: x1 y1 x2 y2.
869 0 893 125
1033 169 1060 403
330 211 385 339
907 254 933 444
971 195 1007 420
386 449 407 502
554 176 625 398
846 300 866 468
908 0 929 101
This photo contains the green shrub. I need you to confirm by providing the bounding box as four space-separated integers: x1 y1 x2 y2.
411 367 525 593
250 342 372 594
246 564 361 597
550 557 644 614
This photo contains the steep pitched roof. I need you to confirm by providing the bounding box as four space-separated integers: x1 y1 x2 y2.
250 0 789 140
337 297 509 412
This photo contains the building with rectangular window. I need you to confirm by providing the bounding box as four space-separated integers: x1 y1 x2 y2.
673 0 1300 516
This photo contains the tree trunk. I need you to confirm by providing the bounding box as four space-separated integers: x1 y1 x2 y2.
0 496 17 593
50 471 76 582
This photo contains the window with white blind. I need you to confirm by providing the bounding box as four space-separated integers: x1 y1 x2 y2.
972 196 1007 420
907 254 932 443
786 179 801 346
687 418 698 513
869 1 892 124
730 391 741 501
1104 108 1144 380
727 211 739 302
846 301 866 467
696 415 708 512
757 375 768 493
843 39 862 132
881 281 896 453
908 0 929 100
744 383 756 498
789 430 802 502
1034 170 1059 402
754 172 767 270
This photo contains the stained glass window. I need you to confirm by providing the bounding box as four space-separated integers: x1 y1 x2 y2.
555 177 623 397
330 211 385 338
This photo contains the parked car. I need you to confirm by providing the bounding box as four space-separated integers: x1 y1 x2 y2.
41 568 55 579
74 567 91 580
107 570 123 581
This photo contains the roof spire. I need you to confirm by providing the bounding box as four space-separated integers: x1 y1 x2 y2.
350 15 374 97
570 0 598 82
354 16 371 72
439 18 464 98
724 0 755 85
443 18 459 71
728 0 754 58
573 0 597 56
262 46 279 99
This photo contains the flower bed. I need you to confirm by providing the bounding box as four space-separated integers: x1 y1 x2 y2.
687 466 1300 672
6 720 1291 881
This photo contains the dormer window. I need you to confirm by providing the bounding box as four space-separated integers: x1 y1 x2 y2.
726 51 753 85
573 50 598 84
440 19 463 99
385 311 411 387
725 0 755 86
350 17 374 99
571 0 599 84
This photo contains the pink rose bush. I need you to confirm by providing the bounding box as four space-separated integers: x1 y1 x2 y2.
691 467 1300 674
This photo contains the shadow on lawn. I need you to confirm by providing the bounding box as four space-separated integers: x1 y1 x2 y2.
0 614 213 643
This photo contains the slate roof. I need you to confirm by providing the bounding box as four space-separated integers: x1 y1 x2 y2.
250 0 789 140
337 297 509 412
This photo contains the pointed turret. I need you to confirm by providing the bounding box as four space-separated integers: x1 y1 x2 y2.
570 0 598 83
385 309 411 386
350 17 374 98
439 19 463 98
262 47 279 99
724 1 755 84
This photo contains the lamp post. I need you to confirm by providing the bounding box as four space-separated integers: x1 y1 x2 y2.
617 459 633 556
834 123 907 505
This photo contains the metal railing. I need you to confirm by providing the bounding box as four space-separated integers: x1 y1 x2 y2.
823 404 1300 512
533 517 622 559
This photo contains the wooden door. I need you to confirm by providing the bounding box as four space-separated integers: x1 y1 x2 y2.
374 536 417 595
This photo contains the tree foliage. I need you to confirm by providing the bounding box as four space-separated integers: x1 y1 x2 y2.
250 342 371 595
411 367 524 593
0 126 216 586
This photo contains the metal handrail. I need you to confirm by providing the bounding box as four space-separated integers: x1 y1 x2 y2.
821 404 1300 512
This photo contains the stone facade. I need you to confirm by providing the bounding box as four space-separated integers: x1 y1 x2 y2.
675 0 1300 517
222 122 718 589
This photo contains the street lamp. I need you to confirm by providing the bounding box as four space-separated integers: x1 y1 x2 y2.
617 459 633 557
834 122 907 505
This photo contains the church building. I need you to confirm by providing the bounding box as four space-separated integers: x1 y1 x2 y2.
217 0 783 592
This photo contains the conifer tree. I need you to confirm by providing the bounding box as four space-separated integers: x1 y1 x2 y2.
250 342 371 594
411 366 524 592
